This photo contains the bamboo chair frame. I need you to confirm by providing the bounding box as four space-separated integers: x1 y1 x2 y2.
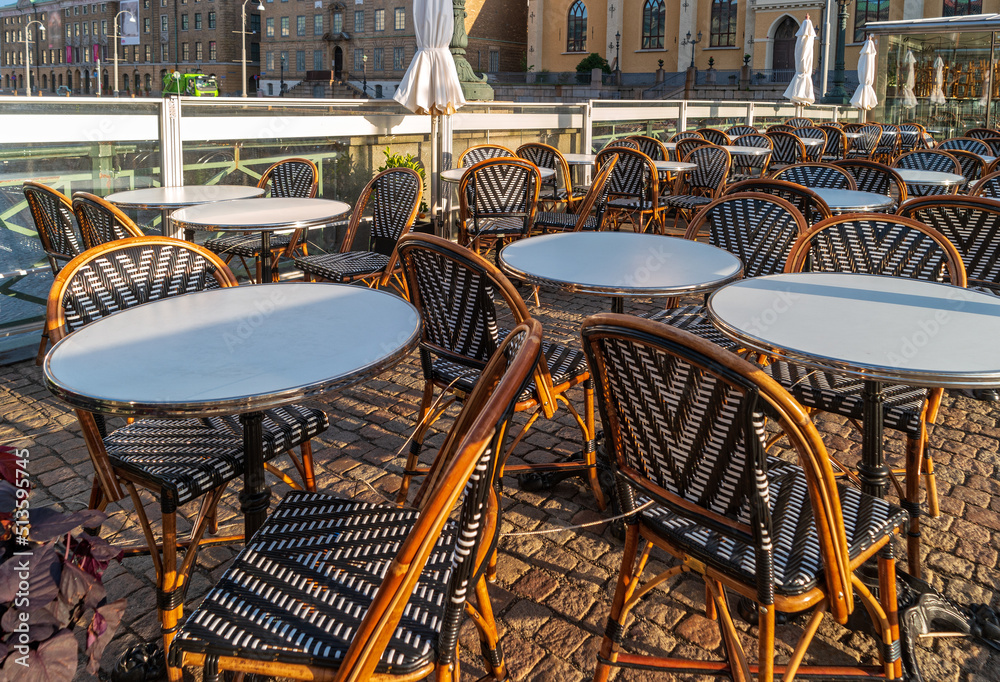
71 191 144 249
833 159 908 208
459 144 516 167
595 146 664 234
457 157 540 261
771 162 858 190
516 142 584 212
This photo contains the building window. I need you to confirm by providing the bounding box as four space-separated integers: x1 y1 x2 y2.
313 48 322 68
354 10 364 32
296 50 305 70
944 0 981 14
266 51 274 69
207 40 215 60
208 12 215 28
566 0 586 52
374 8 384 30
332 11 342 33
489 50 500 71
250 42 260 62
250 13 260 33
182 43 190 60
393 45 404 69
195 42 203 60
280 16 289 36
373 46 383 69
181 14 188 30
161 44 168 60
143 17 150 33
265 17 274 36
854 0 889 40
161 15 167 32
145 44 152 60
394 7 404 29
297 15 305 35
354 48 363 71
641 0 665 49
194 13 201 29
710 0 737 46
314 14 323 34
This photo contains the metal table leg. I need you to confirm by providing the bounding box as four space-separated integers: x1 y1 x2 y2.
859 379 891 499
239 411 270 537
259 230 272 284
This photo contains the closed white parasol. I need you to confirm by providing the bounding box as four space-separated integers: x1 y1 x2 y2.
783 16 817 105
902 50 917 108
850 36 878 111
930 56 947 104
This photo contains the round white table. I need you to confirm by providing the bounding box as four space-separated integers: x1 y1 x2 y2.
170 197 351 283
563 153 597 165
721 145 772 157
797 137 825 147
708 272 1000 498
812 188 896 213
654 160 698 173
894 168 966 196
499 232 743 314
439 166 556 184
106 185 265 236
44 283 420 535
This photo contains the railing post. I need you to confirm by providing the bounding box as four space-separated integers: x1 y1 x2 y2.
679 100 688 133
160 96 184 189
747 102 755 127
583 101 593 155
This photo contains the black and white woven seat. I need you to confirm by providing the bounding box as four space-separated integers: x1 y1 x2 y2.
668 130 704 142
48 237 330 682
965 127 1000 140
785 117 813 128
295 167 422 290
72 191 144 249
769 214 967 577
833 159 907 207
584 316 907 682
818 124 847 160
939 136 993 157
724 177 832 226
874 124 901 162
970 170 1000 199
533 211 598 231
661 144 731 231
205 157 318 282
171 321 543 682
946 149 986 187
772 162 857 190
765 130 806 168
696 127 730 146
898 124 925 153
458 157 539 260
395 234 607 510
795 127 827 162
893 150 963 196
726 125 758 138
627 134 669 161
643 304 740 350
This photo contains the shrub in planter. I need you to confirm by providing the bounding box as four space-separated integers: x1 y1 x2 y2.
575 53 611 74
376 146 429 216
0 446 126 681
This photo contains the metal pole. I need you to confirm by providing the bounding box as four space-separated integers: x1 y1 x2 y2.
823 0 849 103
97 57 101 96
821 0 833 100
112 11 133 97
241 1 247 97
23 26 29 96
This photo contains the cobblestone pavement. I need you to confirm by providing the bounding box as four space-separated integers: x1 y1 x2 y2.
3 284 1000 681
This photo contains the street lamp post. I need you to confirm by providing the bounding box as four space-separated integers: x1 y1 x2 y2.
23 20 43 96
240 0 265 97
362 53 368 96
280 53 285 96
823 0 851 103
112 10 135 97
681 30 703 69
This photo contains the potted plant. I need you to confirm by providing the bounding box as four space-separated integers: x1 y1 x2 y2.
376 147 432 233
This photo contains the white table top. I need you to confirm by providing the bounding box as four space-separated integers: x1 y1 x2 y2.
894 169 966 186
169 197 351 232
797 137 825 147
44 283 420 416
843 131 864 139
654 160 698 172
106 185 265 210
664 142 677 150
563 153 597 165
499 232 743 298
722 145 772 156
811 188 896 212
439 166 556 183
708 273 1000 388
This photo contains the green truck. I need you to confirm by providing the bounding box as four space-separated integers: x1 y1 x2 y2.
162 71 219 97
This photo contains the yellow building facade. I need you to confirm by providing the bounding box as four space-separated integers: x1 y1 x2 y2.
527 0 1000 77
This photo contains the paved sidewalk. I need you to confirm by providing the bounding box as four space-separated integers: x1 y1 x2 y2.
3 285 999 681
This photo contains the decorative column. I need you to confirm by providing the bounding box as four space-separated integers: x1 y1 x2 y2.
822 0 850 104
527 0 544 73
451 0 493 100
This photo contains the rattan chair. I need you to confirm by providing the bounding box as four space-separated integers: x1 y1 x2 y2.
818 124 847 160
964 127 1000 140
606 138 640 150
459 144 516 167
785 116 814 128
674 136 711 161
661 144 732 230
771 162 857 190
585 314 907 682
294 168 422 292
642 193 806 348
595 146 664 233
970 169 1000 198
981 137 1000 155
726 124 758 138
795 126 827 162
874 123 901 163
766 131 806 168
948 148 987 188
72 191 144 249
395 233 606 510
893 150 963 196
668 130 704 142
516 142 587 212
533 154 617 233
626 134 668 161
899 124 926 153
696 127 730 146
204 157 319 282
728 133 772 182
457 157 540 261
939 137 994 157
724 177 833 226
826 120 846 130
833 159 907 207
47 236 329 682
847 124 882 159
171 319 543 682
23 181 83 364
767 123 795 133
766 215 967 577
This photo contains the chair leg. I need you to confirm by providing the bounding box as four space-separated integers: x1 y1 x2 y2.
35 329 49 366
878 550 904 680
582 378 606 511
397 381 435 504
300 441 316 492
758 599 776 682
904 423 931 578
467 576 508 680
593 523 641 682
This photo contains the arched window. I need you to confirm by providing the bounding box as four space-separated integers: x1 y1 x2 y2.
567 1 587 53
710 0 737 47
642 0 665 50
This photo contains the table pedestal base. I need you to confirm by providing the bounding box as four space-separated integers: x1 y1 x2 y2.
239 411 270 538
859 379 891 499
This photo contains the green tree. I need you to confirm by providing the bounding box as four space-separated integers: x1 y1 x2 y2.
576 53 611 74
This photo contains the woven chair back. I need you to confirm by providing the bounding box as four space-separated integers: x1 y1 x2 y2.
767 124 795 133
607 138 640 150
682 144 731 194
23 181 82 272
898 124 924 153
948 149 986 186
71 192 144 250
459 158 539 241
668 131 704 142
731 135 772 174
817 125 846 158
724 178 832 226
626 135 668 161
795 127 827 161
772 162 856 190
685 193 806 278
459 144 515 167
726 125 758 138
938 137 992 157
876 124 901 155
894 150 962 174
964 127 1000 140
696 128 731 146
341 167 422 257
833 160 907 205
580 315 853 614
47 236 238 340
596 147 657 203
852 125 882 156
825 121 845 130
785 117 813 128
767 131 806 166
981 137 1000 155
516 142 573 196
971 170 1000 199
843 123 865 132
898 195 1000 294
675 138 711 160
259 157 318 198
572 154 617 231
786 214 966 286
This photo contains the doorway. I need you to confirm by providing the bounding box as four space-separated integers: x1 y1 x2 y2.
772 16 798 71
334 46 343 79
